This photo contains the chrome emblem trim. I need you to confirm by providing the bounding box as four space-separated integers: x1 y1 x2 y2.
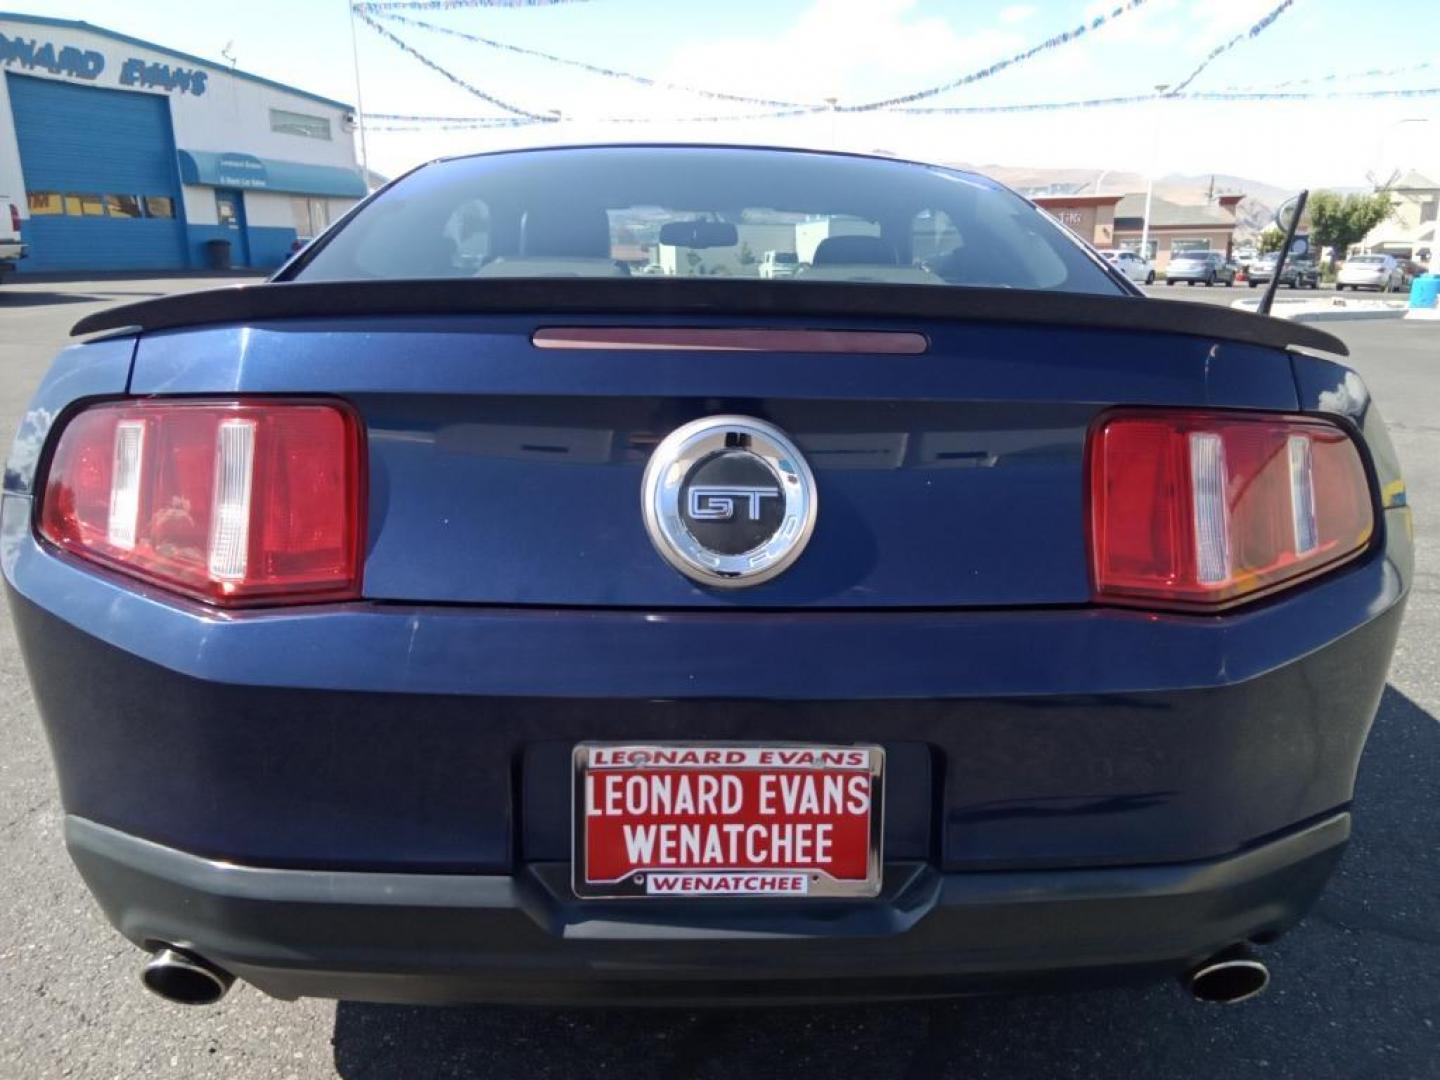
641 415 818 588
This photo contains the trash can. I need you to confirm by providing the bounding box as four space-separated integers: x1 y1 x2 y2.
1409 273 1439 310
203 238 232 271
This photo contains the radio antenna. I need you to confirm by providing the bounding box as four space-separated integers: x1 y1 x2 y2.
1258 190 1309 318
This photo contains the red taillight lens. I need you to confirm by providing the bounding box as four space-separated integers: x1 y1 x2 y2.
1089 410 1374 608
39 400 363 606
8 203 19 233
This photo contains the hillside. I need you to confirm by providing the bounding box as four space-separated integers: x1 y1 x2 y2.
944 162 1296 240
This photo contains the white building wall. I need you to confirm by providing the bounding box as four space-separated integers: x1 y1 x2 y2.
244 191 299 229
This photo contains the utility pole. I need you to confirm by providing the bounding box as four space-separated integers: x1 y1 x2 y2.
1139 84 1168 264
347 1 372 191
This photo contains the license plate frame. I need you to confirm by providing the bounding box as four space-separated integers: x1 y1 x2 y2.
571 742 885 900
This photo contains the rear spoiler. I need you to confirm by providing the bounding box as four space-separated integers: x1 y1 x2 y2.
70 278 1348 356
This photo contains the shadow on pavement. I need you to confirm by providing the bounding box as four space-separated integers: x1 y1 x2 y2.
0 289 166 308
330 685 1438 1080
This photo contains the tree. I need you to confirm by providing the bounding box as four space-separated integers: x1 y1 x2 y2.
1307 190 1395 265
1257 227 1285 255
735 241 757 267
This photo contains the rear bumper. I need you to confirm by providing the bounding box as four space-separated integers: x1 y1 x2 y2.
5 492 1409 1001
68 811 1349 1005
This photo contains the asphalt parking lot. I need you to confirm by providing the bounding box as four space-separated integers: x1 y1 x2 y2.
1139 282 1384 303
0 278 1435 1079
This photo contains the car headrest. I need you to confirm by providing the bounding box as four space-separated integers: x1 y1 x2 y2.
812 235 896 266
520 206 613 258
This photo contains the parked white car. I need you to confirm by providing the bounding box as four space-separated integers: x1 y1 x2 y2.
1097 248 1155 284
1337 254 1404 292
758 250 800 279
0 197 25 282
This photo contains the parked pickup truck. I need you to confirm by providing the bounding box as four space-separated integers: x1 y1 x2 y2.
0 197 26 282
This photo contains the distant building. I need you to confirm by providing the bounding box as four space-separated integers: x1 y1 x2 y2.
1033 192 1245 270
1113 194 1244 268
794 216 877 264
0 12 366 273
1363 171 1438 262
1030 195 1119 250
657 221 798 276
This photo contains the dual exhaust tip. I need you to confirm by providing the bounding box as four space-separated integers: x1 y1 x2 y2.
137 943 1269 1008
141 947 234 1006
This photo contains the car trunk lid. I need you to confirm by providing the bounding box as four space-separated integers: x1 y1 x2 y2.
128 310 1302 609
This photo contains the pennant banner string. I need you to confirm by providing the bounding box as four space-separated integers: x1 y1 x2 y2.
356 0 589 11
364 83 1440 130
1166 0 1296 96
374 11 816 108
1222 58 1434 93
895 85 1440 115
355 10 555 119
838 0 1149 113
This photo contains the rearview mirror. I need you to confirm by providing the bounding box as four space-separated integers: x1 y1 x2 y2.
659 220 738 249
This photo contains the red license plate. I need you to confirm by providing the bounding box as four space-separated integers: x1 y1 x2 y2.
572 743 884 899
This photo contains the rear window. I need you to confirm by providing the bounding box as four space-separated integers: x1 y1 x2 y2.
293 147 1123 296
1349 256 1385 265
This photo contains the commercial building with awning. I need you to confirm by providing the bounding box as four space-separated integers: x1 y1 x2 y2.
1 12 367 273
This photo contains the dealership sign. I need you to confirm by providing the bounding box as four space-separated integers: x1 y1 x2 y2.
214 154 269 188
0 30 208 96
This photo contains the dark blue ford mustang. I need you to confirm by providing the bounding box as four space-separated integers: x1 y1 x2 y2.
3 146 1410 1008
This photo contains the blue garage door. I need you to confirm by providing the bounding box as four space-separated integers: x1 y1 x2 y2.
8 73 187 272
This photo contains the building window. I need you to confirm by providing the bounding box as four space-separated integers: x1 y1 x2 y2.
30 192 175 218
291 197 330 238
1421 198 1438 226
28 192 63 216
271 108 332 140
1171 238 1211 254
67 194 106 217
105 195 144 219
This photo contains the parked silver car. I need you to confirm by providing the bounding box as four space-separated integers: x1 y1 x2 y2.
1097 248 1155 284
1165 251 1237 287
1336 254 1405 293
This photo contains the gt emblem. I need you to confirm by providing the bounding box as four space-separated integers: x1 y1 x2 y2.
686 485 781 522
641 416 818 589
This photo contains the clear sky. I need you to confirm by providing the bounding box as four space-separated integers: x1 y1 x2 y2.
18 0 1440 189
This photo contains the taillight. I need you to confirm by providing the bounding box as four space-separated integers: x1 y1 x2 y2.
1089 409 1374 608
39 400 363 606
8 203 19 233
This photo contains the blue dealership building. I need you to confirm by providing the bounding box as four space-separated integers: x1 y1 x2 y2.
0 12 367 273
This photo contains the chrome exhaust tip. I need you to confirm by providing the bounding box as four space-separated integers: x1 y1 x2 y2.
141 947 235 1006
1187 948 1270 1005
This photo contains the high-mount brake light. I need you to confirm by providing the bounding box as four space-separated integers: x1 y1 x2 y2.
1089 410 1374 609
39 400 363 606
